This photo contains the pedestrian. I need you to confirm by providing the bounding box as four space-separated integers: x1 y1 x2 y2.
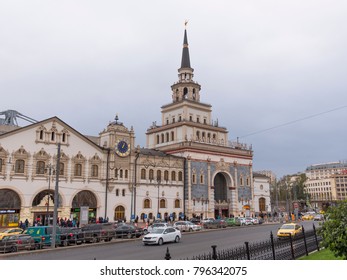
24 219 29 229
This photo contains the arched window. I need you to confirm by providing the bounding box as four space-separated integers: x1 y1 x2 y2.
122 189 125 196
171 171 176 181
200 174 204 184
59 162 64 176
74 164 82 176
116 189 119 196
157 170 161 181
156 135 160 144
120 169 123 178
125 170 128 179
183 87 188 97
51 132 55 141
15 159 25 174
114 206 125 220
72 190 96 208
62 132 66 143
164 170 169 181
166 132 169 142
91 165 98 177
178 171 183 181
174 199 180 208
141 169 146 180
149 169 154 180
144 199 150 209
36 161 46 175
171 131 174 141
39 130 44 140
160 199 166 208
240 176 243 186
161 134 164 143
196 131 200 140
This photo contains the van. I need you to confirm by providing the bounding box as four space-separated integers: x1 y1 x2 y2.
24 226 62 248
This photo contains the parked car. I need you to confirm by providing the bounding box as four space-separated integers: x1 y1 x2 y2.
24 226 63 248
60 227 84 245
0 228 24 240
201 218 215 225
173 221 202 232
144 222 169 234
189 218 201 225
244 217 253 225
115 224 143 238
224 217 241 226
81 223 116 243
203 219 227 229
0 234 36 253
277 223 302 239
251 217 259 225
142 227 181 245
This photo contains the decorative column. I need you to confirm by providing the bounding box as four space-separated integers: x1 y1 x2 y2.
233 161 239 216
249 162 255 216
187 156 192 218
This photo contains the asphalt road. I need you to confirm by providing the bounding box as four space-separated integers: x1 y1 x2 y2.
0 221 319 260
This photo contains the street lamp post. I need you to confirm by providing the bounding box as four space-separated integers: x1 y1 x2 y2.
46 164 54 226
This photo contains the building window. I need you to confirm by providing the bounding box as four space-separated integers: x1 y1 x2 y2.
74 164 82 177
174 199 180 208
15 159 25 174
120 169 123 178
196 131 200 140
200 174 204 184
149 169 154 180
240 176 243 186
157 170 162 181
178 171 183 181
189 115 193 121
171 171 176 181
122 189 125 196
156 135 160 144
115 168 118 179
39 130 44 140
172 117 175 123
36 161 45 175
0 158 2 173
196 117 200 123
91 165 98 177
51 132 55 141
171 131 174 141
166 132 169 142
125 169 128 179
59 162 64 176
164 170 169 181
161 134 164 143
192 174 196 184
62 133 66 143
116 189 119 196
178 115 182 121
160 199 166 208
144 199 150 209
259 198 266 212
141 169 146 180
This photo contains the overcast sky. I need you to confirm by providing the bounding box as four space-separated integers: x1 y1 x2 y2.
1 1 346 178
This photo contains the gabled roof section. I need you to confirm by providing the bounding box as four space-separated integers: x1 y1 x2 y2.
0 116 104 152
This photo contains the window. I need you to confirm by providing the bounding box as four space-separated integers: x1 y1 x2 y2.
116 189 119 196
144 199 150 208
189 115 193 121
200 174 204 184
197 117 200 123
141 169 146 180
157 170 162 181
122 189 125 196
192 174 196 184
74 164 82 177
120 169 123 178
0 158 2 173
259 198 266 212
39 130 44 140
171 131 174 141
164 170 169 181
160 199 166 208
166 132 169 142
161 134 164 143
156 135 160 144
178 171 183 181
15 159 25 174
51 132 55 141
115 168 118 179
171 171 176 181
196 131 200 139
172 117 175 123
62 133 66 143
36 161 45 175
91 165 98 177
246 177 250 186
59 163 64 176
149 169 154 180
125 170 128 179
240 176 243 186
178 115 182 121
174 199 180 208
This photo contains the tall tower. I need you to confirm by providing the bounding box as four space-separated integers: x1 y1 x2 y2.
146 26 253 219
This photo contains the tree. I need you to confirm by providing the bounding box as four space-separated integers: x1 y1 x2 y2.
319 200 347 259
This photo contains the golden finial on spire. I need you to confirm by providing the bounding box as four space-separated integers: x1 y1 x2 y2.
184 20 188 28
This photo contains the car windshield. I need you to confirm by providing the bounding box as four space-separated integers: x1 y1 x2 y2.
151 228 165 234
281 224 295 229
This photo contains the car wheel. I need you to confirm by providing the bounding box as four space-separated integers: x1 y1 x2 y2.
175 236 180 243
189 228 193 232
158 238 164 246
11 246 18 253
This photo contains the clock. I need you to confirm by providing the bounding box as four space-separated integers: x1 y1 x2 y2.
115 139 130 157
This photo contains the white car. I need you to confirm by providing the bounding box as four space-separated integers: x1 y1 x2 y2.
173 221 202 232
142 227 181 245
143 222 170 234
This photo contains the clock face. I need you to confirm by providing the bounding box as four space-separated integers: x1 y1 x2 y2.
115 140 130 157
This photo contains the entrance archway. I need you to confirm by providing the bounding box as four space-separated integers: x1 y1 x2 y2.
0 189 21 227
213 172 232 218
114 205 125 221
71 190 97 223
32 190 63 226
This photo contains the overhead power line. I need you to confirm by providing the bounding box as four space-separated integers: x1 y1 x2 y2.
237 105 347 140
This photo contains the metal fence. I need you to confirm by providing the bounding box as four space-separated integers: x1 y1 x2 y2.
172 224 322 260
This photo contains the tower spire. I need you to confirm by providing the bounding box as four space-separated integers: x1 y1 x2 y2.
181 22 191 69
